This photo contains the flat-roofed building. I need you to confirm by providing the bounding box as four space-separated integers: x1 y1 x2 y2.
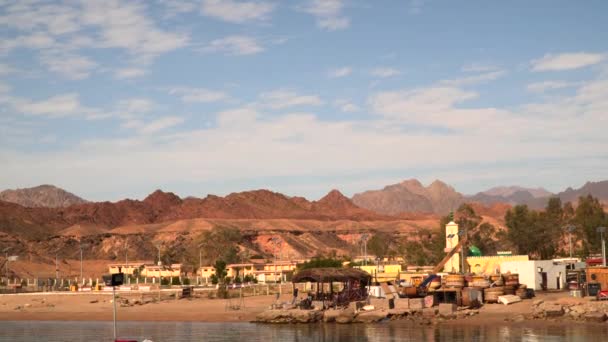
108 263 146 275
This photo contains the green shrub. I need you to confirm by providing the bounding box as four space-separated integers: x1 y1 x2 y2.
171 277 181 285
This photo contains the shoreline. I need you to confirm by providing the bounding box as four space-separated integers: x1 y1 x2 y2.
1 292 607 328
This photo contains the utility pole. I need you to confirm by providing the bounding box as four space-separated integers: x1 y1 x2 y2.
156 244 162 301
3 247 11 279
459 229 466 274
55 251 59 289
598 227 607 267
362 234 368 266
125 238 128 267
565 225 576 259
80 243 84 285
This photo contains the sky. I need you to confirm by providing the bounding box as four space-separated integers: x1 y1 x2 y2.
1 0 607 201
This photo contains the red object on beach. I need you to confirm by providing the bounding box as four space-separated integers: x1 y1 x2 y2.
598 290 608 300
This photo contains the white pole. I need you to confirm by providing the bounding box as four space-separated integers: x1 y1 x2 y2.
80 245 83 285
602 231 606 267
569 232 573 259
112 286 117 340
55 253 58 288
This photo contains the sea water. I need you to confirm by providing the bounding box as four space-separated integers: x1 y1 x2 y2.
0 320 606 341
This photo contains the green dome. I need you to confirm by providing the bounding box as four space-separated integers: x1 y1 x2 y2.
468 245 482 257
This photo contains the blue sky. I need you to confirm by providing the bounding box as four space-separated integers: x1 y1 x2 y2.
1 0 607 201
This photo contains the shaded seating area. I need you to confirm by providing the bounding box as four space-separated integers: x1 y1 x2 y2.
292 268 371 309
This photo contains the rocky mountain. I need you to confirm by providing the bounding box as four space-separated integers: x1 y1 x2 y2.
0 184 87 208
0 188 389 240
556 180 608 204
469 181 608 209
480 186 552 199
351 179 464 215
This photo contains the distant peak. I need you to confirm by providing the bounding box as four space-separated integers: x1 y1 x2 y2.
320 189 348 201
143 190 182 205
400 179 423 187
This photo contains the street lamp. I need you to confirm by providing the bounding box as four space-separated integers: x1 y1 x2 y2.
458 229 466 274
361 234 369 266
564 225 576 259
597 227 607 267
271 237 280 284
2 247 11 279
155 244 163 301
79 242 87 285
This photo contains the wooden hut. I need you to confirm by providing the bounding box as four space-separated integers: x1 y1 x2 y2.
292 268 371 308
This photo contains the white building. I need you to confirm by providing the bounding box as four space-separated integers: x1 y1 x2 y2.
500 260 566 291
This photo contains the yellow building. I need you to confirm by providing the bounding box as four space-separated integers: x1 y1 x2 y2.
355 264 402 282
199 265 216 281
466 255 529 275
141 264 182 278
227 263 257 278
108 263 145 275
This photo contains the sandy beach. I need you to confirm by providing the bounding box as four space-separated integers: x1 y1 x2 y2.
0 290 598 326
0 291 292 322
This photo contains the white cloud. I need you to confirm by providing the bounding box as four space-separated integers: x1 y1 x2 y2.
12 93 82 118
117 99 154 113
201 0 275 24
158 0 197 17
139 116 184 134
259 90 324 109
0 63 16 75
39 53 98 80
368 86 480 124
370 67 401 78
334 99 360 112
408 0 426 15
461 63 501 73
203 35 264 56
301 0 350 31
440 70 506 86
114 68 147 79
526 81 573 93
0 82 11 93
531 52 605 71
328 66 352 78
81 0 189 61
217 108 258 127
4 73 608 201
169 87 229 103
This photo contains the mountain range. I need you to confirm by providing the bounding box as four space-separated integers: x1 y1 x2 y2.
0 184 87 208
1 180 607 277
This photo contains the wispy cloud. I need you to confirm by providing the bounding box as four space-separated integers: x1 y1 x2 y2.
201 0 275 24
39 53 98 80
259 90 324 109
334 99 360 112
300 0 350 31
461 63 501 73
114 68 147 79
526 81 574 93
328 66 352 78
370 67 401 78
531 52 605 71
408 0 426 15
440 70 506 86
139 116 184 134
11 93 85 118
203 35 264 56
169 87 229 103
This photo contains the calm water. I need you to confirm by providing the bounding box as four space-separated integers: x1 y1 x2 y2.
0 321 606 342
